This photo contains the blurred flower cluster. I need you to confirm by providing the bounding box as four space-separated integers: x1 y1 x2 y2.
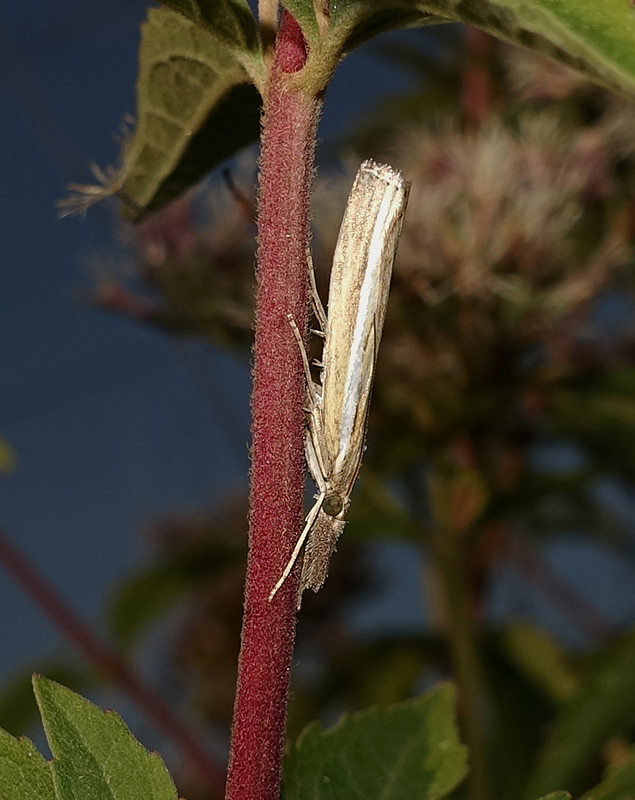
93 158 258 352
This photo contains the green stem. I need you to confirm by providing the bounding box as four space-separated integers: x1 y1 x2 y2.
435 540 489 800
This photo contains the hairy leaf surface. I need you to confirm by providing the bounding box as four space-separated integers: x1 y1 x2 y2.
34 676 178 800
118 8 261 219
0 729 55 800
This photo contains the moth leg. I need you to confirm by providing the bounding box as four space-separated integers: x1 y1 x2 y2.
305 426 328 493
269 491 326 601
307 246 327 333
287 314 320 408
288 314 325 479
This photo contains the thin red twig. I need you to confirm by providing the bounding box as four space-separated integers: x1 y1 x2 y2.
0 526 226 797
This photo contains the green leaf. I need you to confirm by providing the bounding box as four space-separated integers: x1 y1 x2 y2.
581 750 635 800
280 1 319 39
484 636 556 800
0 728 55 800
33 676 178 800
108 536 243 649
501 624 580 705
524 632 635 799
285 2 440 91
296 1 635 101
119 8 261 219
282 683 467 800
332 2 439 51
425 0 635 97
109 566 191 650
158 0 263 82
0 434 15 474
0 662 91 737
551 390 635 482
353 642 429 708
284 0 438 50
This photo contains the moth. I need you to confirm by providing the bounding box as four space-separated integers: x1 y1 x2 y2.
270 160 410 605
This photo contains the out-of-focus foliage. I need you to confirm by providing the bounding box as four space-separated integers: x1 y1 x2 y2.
525 632 635 799
107 504 246 652
0 435 16 474
10 28 635 800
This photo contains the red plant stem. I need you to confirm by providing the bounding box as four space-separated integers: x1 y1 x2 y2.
0 526 225 797
225 12 321 800
461 27 492 126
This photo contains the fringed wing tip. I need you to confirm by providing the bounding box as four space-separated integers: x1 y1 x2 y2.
297 512 346 608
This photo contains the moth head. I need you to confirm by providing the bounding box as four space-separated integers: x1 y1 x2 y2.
323 493 344 518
